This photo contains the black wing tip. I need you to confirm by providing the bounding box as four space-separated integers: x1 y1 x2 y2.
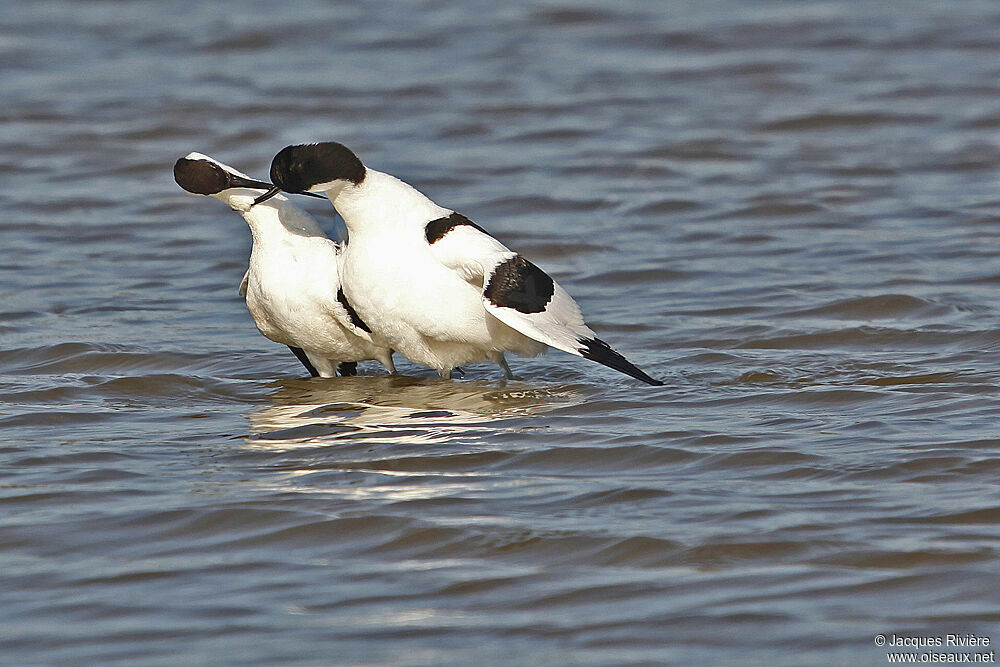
337 361 358 377
578 337 663 386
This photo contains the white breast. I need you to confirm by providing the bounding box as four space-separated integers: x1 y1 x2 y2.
334 172 543 371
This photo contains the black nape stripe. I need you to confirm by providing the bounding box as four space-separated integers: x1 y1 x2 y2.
577 337 663 386
287 346 320 377
337 288 372 333
425 212 488 244
484 255 555 314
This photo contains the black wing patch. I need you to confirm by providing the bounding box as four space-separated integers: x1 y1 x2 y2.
578 337 663 386
337 288 372 333
287 346 320 377
484 255 555 314
425 212 488 244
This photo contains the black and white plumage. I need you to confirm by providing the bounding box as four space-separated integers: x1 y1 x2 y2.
173 152 395 378
253 142 662 386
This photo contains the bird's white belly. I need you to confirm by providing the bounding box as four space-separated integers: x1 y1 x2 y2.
342 248 539 370
245 282 306 345
245 260 366 359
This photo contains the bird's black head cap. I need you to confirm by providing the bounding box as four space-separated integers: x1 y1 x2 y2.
173 156 273 195
269 142 366 194
174 158 231 195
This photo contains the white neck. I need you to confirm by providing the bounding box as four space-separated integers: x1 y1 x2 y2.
330 169 450 237
215 189 328 242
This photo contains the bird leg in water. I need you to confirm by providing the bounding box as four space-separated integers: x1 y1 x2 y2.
498 356 514 380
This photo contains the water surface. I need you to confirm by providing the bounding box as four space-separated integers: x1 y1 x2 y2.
3 1 1000 664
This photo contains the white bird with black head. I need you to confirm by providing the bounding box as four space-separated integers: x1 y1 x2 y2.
253 142 662 385
173 152 396 378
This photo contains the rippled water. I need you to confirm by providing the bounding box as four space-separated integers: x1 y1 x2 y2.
4 1 1000 663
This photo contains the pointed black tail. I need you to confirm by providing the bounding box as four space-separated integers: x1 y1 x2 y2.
577 337 663 386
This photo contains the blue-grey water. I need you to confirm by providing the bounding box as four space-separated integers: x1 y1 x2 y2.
3 1 1000 664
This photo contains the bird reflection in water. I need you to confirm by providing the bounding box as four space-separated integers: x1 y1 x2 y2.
245 374 583 451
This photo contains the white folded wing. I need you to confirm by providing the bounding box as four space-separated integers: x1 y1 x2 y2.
428 223 595 357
